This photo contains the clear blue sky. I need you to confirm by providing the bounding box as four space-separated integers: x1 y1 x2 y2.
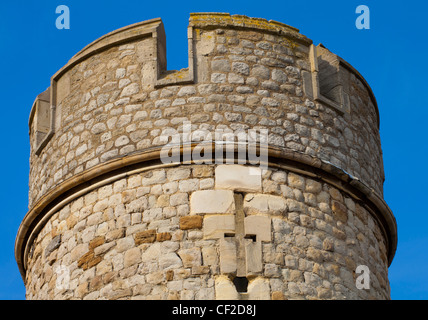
0 0 426 300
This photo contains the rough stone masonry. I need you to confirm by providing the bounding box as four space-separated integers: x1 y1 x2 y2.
16 13 397 300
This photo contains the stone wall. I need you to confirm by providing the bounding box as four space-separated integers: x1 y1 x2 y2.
24 164 389 300
17 13 396 300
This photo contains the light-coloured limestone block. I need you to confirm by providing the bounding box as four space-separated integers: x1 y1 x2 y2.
288 172 305 190
203 215 235 239
219 238 237 274
215 276 239 300
244 194 268 213
141 243 161 261
141 170 166 186
215 165 262 192
191 190 235 214
159 252 183 270
202 247 218 266
124 247 141 268
248 278 271 300
198 31 215 56
245 240 262 273
244 215 271 242
178 247 202 268
243 194 287 215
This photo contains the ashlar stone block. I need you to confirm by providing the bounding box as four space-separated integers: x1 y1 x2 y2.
215 276 239 300
215 165 262 192
190 190 235 214
243 194 287 215
248 278 271 300
203 215 235 239
219 237 237 274
244 215 271 242
178 248 202 268
245 240 262 273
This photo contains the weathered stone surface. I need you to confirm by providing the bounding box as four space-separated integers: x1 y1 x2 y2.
219 238 237 274
329 188 343 202
141 242 161 261
243 194 287 215
190 190 235 214
177 86 196 96
124 247 141 267
272 291 285 300
202 247 218 266
70 243 89 262
323 238 334 252
180 215 203 230
170 193 189 206
192 166 213 178
203 215 235 239
245 240 262 273
159 252 183 270
288 172 305 190
134 230 156 245
94 241 115 256
251 65 270 79
121 83 139 97
178 248 202 268
232 62 250 75
332 200 348 223
156 232 172 242
305 179 322 194
264 263 281 277
244 215 271 242
89 236 105 250
77 251 94 268
77 250 102 270
116 236 134 252
45 235 61 257
215 276 239 300
248 278 271 300
211 59 230 72
215 165 261 192
141 170 166 185
167 168 191 181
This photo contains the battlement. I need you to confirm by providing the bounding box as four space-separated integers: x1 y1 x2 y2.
189 13 301 36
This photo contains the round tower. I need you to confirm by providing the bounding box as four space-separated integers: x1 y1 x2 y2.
16 13 397 300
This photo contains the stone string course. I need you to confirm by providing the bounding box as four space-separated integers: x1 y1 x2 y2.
25 165 389 300
19 13 395 300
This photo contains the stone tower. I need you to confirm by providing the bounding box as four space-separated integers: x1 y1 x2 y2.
16 13 397 300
